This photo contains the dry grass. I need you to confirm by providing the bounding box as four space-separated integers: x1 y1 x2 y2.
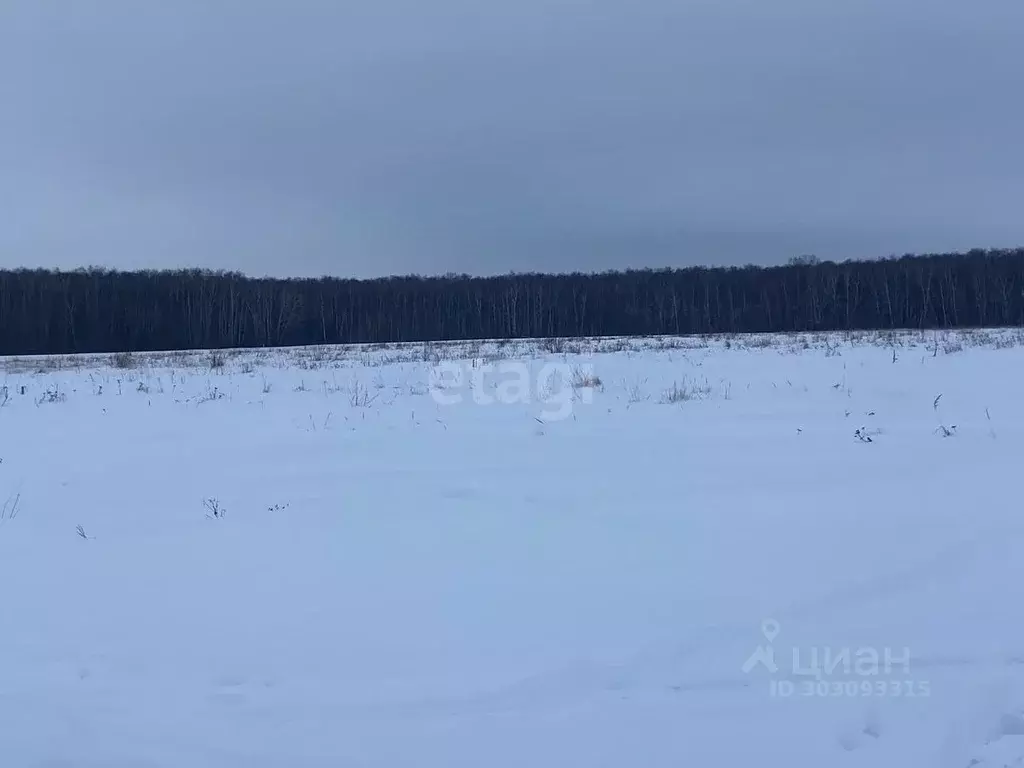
569 365 603 390
660 377 713 404
2 328 1023 376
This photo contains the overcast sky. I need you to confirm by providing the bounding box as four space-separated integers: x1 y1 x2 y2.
2 1 1023 279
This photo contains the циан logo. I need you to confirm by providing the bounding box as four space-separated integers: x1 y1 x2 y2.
742 618 930 699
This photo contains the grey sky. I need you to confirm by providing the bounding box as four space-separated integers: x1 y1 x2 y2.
2 0 1023 279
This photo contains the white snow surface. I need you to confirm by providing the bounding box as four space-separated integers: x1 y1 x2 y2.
2 329 1024 767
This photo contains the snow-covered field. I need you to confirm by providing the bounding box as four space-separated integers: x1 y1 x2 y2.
2 328 1024 768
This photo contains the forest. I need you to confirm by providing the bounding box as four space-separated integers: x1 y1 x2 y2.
0 247 1022 355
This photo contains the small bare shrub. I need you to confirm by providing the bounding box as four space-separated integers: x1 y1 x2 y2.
420 342 443 363
626 378 650 404
349 379 378 407
203 498 226 519
570 365 603 390
112 351 135 369
660 377 712 404
196 386 225 404
541 337 568 354
35 385 67 405
321 376 345 396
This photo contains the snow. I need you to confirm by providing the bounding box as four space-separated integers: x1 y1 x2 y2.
2 329 1024 767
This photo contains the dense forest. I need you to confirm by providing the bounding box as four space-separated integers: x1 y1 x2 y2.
0 248 1022 356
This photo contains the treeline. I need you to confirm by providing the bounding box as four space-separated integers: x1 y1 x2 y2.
0 247 1022 355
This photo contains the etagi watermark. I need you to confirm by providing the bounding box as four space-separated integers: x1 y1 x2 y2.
743 619 931 699
429 359 596 421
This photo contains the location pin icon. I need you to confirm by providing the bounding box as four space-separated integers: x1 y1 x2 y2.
761 619 780 643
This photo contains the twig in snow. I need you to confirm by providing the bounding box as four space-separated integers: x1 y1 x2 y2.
203 498 225 519
854 427 874 443
1 492 21 521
